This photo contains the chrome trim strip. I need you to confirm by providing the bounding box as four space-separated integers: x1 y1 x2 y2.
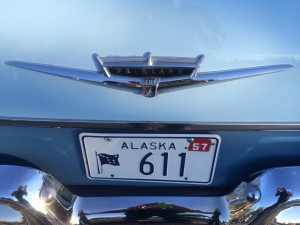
92 53 111 77
5 53 294 97
144 52 153 66
0 117 300 130
190 54 204 79
194 64 293 81
97 53 200 67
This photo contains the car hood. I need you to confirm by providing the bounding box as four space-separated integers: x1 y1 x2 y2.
0 0 299 123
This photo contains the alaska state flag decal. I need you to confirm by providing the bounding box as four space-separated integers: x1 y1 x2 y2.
96 152 120 174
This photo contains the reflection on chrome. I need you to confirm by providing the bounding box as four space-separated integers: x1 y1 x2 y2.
276 206 300 224
245 185 261 203
0 165 299 224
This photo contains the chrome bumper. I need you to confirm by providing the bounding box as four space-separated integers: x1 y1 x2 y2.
0 165 299 224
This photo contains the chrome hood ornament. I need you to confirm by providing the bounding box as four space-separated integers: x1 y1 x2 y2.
6 53 293 97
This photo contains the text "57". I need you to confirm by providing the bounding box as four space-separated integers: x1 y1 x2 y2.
188 139 212 152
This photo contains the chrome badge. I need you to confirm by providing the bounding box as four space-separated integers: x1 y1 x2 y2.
6 53 293 97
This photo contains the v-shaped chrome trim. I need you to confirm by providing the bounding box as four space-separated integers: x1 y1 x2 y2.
5 53 294 97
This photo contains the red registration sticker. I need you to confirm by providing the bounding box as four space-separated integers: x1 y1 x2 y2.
188 139 212 152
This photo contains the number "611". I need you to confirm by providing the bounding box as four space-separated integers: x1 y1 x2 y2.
139 152 186 177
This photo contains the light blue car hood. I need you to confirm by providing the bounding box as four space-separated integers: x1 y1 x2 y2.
0 0 299 122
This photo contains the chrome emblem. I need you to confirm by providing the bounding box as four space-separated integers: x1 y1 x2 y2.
142 78 160 97
6 53 293 97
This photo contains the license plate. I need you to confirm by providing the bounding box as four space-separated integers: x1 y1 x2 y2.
80 133 220 184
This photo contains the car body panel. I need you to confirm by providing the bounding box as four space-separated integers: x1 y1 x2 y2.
0 0 299 122
0 0 299 205
1 1 300 224
0 122 299 192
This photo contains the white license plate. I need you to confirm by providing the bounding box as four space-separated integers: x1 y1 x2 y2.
80 133 220 184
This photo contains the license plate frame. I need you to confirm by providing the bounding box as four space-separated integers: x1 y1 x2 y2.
80 133 220 185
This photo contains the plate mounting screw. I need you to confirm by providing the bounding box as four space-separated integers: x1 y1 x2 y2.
104 137 112 142
187 138 194 143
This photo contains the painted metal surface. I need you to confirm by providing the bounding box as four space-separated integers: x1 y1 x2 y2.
0 123 299 188
0 0 299 222
0 0 299 122
1 165 300 224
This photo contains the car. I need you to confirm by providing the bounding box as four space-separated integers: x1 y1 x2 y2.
0 1 299 224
